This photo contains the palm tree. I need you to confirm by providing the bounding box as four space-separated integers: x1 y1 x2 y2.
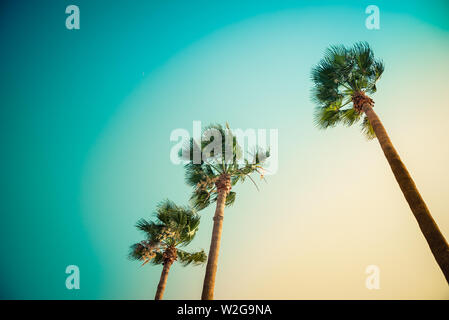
311 42 449 283
179 123 270 299
129 200 207 300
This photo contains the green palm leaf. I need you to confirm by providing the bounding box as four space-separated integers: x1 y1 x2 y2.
177 249 207 266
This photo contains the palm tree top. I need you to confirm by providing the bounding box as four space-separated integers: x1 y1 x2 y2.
311 42 385 139
129 199 206 267
178 123 270 210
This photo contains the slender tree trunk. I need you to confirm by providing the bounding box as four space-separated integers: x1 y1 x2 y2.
154 261 172 300
201 190 227 300
363 103 449 283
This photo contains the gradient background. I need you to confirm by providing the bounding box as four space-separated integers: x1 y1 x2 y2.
1 0 449 299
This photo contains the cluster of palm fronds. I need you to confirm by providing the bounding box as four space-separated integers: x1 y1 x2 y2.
129 200 207 267
311 42 384 139
180 123 270 210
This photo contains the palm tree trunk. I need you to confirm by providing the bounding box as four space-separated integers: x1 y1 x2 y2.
363 103 449 283
201 190 227 299
154 261 172 300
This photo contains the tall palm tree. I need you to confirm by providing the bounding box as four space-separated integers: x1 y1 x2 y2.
311 42 449 283
179 123 270 299
129 200 207 299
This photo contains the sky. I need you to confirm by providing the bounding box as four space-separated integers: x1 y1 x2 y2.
0 0 449 299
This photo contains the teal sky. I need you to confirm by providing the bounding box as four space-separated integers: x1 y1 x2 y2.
1 0 449 299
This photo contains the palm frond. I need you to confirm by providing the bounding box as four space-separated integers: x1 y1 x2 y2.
314 105 342 129
135 218 163 241
190 189 213 211
361 116 376 139
177 249 207 267
341 108 361 126
128 243 144 261
225 191 236 206
150 251 164 266
352 41 375 74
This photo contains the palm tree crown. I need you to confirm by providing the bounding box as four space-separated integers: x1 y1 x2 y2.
129 200 207 267
311 42 385 138
179 123 270 211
